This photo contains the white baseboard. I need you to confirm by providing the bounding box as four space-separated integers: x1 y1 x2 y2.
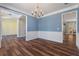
26 31 38 41
38 31 63 43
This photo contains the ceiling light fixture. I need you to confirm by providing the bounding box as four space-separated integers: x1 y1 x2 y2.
32 4 44 18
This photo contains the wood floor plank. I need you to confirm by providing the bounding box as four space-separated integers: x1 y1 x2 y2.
19 40 50 56
32 39 78 55
29 41 61 55
36 39 79 55
29 40 71 56
0 36 79 56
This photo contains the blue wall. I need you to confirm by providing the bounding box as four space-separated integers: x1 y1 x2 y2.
27 16 38 31
38 14 62 32
38 8 79 32
27 8 79 32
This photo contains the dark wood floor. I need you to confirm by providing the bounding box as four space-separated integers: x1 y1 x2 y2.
0 36 79 56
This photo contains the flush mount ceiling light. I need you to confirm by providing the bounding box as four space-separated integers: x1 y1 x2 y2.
32 4 44 18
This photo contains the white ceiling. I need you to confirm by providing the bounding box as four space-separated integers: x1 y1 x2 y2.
0 8 21 19
0 3 78 16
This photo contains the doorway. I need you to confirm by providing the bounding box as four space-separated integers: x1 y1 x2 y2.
62 11 77 48
0 8 21 40
17 16 26 40
1 17 17 40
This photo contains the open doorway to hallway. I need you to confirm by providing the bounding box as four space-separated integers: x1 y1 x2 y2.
62 11 77 48
1 17 17 40
0 7 27 44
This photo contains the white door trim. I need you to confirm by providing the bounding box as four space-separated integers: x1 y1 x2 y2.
26 16 27 41
61 10 78 46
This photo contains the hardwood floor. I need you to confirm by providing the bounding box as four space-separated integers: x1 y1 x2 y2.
0 36 79 56
63 34 76 48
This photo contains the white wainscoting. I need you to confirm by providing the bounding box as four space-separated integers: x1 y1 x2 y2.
26 31 63 43
76 33 79 49
26 31 38 41
38 31 63 43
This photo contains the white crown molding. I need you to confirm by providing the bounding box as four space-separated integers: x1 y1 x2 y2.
0 4 79 19
40 4 79 18
0 4 34 17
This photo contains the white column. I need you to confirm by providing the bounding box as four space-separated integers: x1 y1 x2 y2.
17 16 27 38
17 17 20 37
0 16 2 48
26 16 27 41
